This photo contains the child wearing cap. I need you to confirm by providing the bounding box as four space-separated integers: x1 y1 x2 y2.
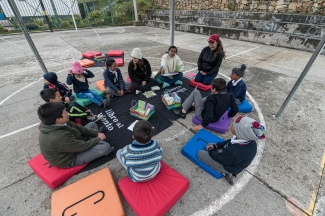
103 58 131 96
67 61 110 108
195 33 226 85
226 64 247 104
43 72 72 103
197 116 266 185
128 48 160 93
116 120 163 182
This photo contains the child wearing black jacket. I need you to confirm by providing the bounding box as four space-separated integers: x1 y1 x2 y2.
173 78 238 131
197 116 266 185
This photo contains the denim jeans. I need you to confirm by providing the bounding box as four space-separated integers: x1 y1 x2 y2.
195 72 217 85
77 89 103 106
158 72 183 85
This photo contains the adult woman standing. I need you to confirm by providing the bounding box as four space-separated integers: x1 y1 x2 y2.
195 34 226 85
128 48 159 93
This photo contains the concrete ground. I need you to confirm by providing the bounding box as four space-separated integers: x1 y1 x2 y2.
0 26 325 216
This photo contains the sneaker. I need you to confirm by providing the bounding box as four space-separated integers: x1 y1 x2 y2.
156 77 163 84
151 86 160 91
90 114 103 123
224 173 234 185
175 80 183 85
162 82 170 89
173 109 186 119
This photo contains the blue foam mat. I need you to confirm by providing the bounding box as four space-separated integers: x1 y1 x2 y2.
228 99 252 113
181 129 224 179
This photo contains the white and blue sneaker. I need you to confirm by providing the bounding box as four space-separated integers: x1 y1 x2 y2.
162 82 170 89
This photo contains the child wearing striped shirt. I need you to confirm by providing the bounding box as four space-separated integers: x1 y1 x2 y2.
116 120 162 182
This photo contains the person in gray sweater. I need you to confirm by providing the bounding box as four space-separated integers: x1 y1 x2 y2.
38 102 114 168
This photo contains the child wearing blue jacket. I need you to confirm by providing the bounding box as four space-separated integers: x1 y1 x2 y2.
226 64 247 104
103 58 131 96
116 120 163 182
67 61 110 108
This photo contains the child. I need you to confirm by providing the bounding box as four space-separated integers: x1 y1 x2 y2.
38 102 114 168
43 72 72 103
67 61 110 108
226 64 247 104
128 48 160 93
158 45 184 89
197 116 266 185
116 120 162 182
40 88 103 125
103 58 131 96
173 78 238 131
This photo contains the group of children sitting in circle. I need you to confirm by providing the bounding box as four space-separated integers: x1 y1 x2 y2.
37 33 266 185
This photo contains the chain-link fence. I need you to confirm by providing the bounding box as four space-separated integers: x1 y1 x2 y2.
0 0 142 33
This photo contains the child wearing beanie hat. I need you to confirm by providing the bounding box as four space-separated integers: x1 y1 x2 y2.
43 72 72 103
128 48 160 93
197 115 266 185
67 61 110 108
226 64 247 104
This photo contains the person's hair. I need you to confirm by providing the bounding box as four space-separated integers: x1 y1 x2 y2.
133 58 144 71
40 88 57 102
133 120 153 144
105 58 116 67
212 78 226 92
37 102 65 125
215 39 226 59
168 45 177 53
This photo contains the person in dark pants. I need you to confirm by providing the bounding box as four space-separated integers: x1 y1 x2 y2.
195 34 226 85
128 48 160 93
197 116 266 185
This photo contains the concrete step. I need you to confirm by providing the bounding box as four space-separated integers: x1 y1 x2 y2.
147 15 325 38
145 10 325 25
145 20 324 54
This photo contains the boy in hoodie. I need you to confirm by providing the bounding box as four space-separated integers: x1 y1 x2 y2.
43 72 72 103
40 88 103 125
38 102 114 168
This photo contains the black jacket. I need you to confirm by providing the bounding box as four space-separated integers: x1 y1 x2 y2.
208 139 257 174
128 58 152 84
197 46 223 76
201 92 238 127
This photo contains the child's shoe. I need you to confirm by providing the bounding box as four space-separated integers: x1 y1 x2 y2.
175 80 183 85
151 86 160 91
90 114 103 123
173 109 186 119
224 173 234 185
162 82 170 89
155 77 163 84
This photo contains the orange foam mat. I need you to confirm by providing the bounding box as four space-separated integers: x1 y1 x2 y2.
71 59 95 68
51 168 124 216
96 80 106 94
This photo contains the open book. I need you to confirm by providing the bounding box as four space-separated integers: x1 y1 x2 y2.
161 65 181 76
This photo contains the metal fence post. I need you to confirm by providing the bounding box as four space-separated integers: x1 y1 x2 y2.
169 0 175 46
274 34 325 119
8 0 48 74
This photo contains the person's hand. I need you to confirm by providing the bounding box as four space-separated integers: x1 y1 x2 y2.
161 68 165 74
206 144 214 151
192 124 203 131
120 90 124 95
200 71 206 76
86 109 92 114
98 133 106 141
231 116 236 120
118 90 124 96
68 70 72 75
141 81 146 86
65 97 70 103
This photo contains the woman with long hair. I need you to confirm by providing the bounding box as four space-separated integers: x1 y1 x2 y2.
195 34 226 85
128 48 159 93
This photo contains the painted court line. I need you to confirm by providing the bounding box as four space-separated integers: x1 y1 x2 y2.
0 123 39 140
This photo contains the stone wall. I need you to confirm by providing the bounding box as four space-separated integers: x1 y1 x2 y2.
155 0 325 14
